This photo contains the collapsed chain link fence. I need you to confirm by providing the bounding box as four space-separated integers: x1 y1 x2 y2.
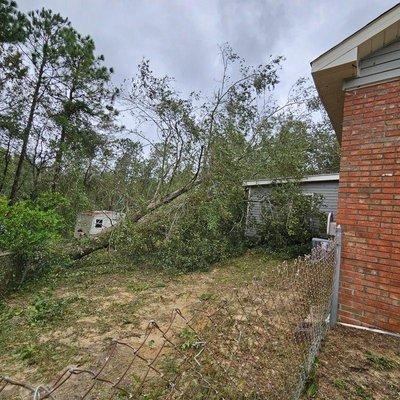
1 240 337 400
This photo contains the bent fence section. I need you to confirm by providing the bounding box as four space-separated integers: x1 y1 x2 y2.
1 236 341 400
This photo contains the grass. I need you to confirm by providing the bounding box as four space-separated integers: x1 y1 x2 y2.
198 291 214 301
365 350 398 371
0 248 282 385
303 357 319 398
304 325 400 400
355 385 373 400
2 250 399 400
332 379 347 390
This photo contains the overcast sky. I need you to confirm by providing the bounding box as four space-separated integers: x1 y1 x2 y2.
18 0 398 133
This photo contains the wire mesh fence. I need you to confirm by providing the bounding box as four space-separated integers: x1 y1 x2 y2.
0 239 337 400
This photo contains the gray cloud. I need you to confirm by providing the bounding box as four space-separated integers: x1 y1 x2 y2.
19 0 397 127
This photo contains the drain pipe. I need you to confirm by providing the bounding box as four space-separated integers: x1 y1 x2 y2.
338 322 400 339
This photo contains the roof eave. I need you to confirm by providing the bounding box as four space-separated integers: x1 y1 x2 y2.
243 173 340 187
311 3 400 73
311 4 400 141
312 61 358 142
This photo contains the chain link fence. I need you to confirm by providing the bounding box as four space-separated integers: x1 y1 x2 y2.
0 238 339 400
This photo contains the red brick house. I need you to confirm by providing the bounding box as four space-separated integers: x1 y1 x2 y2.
311 4 400 333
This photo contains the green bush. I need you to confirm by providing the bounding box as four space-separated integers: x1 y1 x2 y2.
36 190 87 234
256 183 325 257
0 195 64 270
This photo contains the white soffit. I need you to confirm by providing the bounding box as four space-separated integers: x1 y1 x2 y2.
311 4 400 73
310 4 400 140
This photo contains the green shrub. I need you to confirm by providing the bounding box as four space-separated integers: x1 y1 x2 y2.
0 195 64 277
35 191 85 234
256 183 325 257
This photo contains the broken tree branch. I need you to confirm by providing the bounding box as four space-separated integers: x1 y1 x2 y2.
70 146 204 261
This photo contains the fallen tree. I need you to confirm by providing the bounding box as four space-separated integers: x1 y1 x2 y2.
70 152 204 260
70 46 284 261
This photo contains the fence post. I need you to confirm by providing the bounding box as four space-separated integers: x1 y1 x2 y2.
330 224 342 327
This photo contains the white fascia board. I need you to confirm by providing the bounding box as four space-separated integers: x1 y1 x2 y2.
312 48 357 73
243 173 340 187
311 5 400 73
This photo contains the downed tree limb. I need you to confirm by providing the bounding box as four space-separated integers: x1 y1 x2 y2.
70 148 204 261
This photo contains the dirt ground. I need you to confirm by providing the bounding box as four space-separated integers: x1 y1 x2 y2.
0 248 334 399
0 250 282 392
308 325 400 400
2 251 399 400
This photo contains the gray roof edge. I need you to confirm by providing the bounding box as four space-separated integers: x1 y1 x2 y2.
243 173 340 187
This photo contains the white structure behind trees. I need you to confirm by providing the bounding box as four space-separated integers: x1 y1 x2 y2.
74 211 124 238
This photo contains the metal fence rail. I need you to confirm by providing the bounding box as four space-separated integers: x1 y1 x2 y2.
0 238 340 400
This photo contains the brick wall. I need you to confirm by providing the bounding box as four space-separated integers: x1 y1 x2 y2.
337 79 400 333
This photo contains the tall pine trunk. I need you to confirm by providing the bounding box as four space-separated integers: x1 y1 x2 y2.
51 126 67 191
52 87 74 192
0 137 12 193
9 57 46 204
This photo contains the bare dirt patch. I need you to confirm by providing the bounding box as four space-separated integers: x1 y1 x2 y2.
1 249 334 399
0 250 280 388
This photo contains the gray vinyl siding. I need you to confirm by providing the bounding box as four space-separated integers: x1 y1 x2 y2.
344 39 400 90
299 181 339 214
245 181 339 237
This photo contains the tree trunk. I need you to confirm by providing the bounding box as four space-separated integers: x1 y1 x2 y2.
9 57 46 204
0 137 12 193
51 126 67 191
30 165 41 201
70 147 204 260
83 160 92 188
70 176 203 260
52 87 74 191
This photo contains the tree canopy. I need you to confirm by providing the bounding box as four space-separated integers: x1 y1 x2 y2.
0 2 340 274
